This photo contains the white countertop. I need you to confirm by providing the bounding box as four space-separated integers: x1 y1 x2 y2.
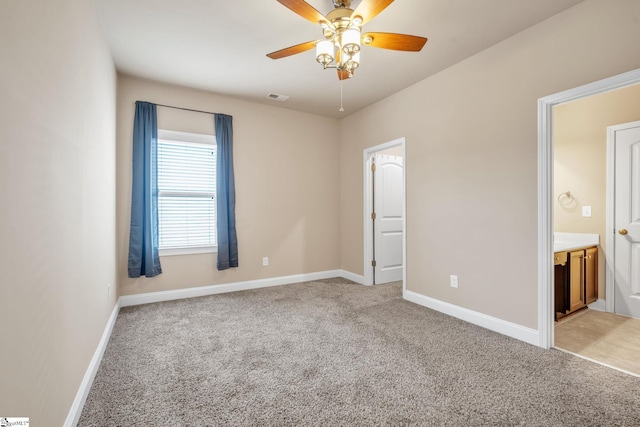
554 232 599 253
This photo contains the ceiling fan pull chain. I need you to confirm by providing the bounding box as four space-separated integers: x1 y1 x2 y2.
339 78 345 112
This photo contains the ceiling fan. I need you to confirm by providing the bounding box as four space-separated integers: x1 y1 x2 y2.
267 0 428 80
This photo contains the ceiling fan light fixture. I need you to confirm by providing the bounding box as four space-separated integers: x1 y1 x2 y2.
267 0 427 82
316 40 334 67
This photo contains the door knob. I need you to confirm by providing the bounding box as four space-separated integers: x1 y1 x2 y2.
619 228 628 235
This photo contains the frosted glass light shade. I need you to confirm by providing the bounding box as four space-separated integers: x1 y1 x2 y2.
316 40 334 66
342 28 361 55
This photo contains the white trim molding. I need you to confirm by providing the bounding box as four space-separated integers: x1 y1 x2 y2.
588 299 606 312
404 290 540 346
537 68 640 350
339 269 366 285
120 270 346 307
64 302 120 427
606 127 616 314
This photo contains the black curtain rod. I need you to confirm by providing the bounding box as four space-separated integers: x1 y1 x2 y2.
154 102 216 116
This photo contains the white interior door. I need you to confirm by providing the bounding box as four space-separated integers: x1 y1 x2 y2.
373 154 404 284
613 120 640 319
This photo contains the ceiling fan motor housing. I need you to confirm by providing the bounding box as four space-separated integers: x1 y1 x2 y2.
324 7 358 36
333 0 352 8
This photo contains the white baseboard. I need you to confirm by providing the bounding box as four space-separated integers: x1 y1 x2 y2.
339 269 366 285
64 301 120 427
587 298 606 312
119 269 346 307
403 290 540 346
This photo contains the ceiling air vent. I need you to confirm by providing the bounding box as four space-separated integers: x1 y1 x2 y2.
265 93 289 102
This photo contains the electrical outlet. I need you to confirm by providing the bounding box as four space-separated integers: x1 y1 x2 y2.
582 206 592 217
107 283 112 298
450 275 458 288
262 257 269 266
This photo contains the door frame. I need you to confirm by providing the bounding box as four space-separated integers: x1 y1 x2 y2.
537 68 640 349
363 137 406 289
606 120 640 314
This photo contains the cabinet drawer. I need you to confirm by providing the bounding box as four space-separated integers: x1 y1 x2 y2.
554 251 568 266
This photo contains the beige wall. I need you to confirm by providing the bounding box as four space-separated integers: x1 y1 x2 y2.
0 0 116 425
117 75 341 296
554 84 640 299
340 0 640 329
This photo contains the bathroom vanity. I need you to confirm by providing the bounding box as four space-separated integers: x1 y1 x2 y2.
554 233 599 320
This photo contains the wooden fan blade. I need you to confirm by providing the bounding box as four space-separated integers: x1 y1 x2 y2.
277 0 327 25
351 0 394 25
337 69 351 80
362 32 428 52
267 40 317 59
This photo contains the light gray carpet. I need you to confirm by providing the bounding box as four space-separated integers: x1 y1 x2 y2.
78 278 640 426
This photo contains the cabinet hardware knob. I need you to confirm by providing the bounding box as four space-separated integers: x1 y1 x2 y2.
619 228 628 235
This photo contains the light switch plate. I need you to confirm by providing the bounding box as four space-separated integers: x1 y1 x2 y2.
582 206 592 217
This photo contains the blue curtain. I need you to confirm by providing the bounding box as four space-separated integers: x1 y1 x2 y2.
128 101 162 278
215 113 239 270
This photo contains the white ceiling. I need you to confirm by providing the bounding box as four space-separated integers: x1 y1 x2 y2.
95 0 584 118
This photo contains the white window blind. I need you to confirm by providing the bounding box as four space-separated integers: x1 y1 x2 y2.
157 130 217 255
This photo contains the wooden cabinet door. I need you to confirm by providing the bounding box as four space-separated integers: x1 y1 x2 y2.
569 250 586 312
584 247 598 305
554 251 569 317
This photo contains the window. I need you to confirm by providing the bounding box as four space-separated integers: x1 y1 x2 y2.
157 129 217 256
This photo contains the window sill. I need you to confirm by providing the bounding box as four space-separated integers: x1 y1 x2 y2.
159 246 218 257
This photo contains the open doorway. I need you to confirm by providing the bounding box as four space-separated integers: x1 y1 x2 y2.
551 87 640 376
538 68 640 373
363 138 406 289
